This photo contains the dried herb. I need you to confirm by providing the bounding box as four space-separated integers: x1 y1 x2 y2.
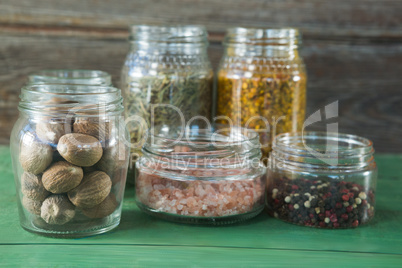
216 65 306 160
123 71 213 151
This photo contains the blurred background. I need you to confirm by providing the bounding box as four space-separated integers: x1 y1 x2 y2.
0 0 401 151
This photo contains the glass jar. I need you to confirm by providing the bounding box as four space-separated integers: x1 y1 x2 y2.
267 132 377 229
135 126 266 224
216 28 307 162
28 69 112 85
121 25 214 178
10 84 129 237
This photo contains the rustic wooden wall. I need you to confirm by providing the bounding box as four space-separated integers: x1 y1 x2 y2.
1 0 401 151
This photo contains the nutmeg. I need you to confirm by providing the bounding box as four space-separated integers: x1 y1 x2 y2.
96 140 128 177
22 196 42 215
43 97 78 112
20 132 53 175
67 171 112 209
81 193 118 219
73 117 110 142
72 104 113 142
57 133 103 167
21 172 50 201
36 120 71 145
42 161 84 193
41 195 76 225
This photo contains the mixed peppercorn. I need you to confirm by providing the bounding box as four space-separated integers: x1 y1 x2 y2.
266 176 375 228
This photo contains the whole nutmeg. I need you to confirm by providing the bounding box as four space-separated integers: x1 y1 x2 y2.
43 97 78 112
57 133 103 167
41 195 76 225
111 167 128 187
73 117 111 142
81 193 118 219
22 196 42 215
20 132 53 175
42 161 84 193
96 140 128 177
36 119 71 145
68 171 112 209
21 172 50 201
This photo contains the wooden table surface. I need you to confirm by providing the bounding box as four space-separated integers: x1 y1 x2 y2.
0 145 401 267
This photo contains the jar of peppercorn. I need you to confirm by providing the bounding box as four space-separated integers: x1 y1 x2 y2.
216 28 307 162
267 132 377 229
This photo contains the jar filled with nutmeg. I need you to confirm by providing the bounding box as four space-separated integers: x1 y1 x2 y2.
10 84 129 237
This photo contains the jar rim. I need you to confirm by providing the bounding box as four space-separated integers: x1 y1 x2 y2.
142 125 262 161
21 84 120 95
28 69 111 85
273 131 373 156
19 84 124 116
271 131 375 170
139 125 264 178
129 24 209 44
224 27 301 47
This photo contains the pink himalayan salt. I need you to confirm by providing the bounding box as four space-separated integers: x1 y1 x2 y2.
136 171 264 217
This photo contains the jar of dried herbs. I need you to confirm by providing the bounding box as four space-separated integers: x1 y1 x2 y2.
216 28 307 162
121 25 213 178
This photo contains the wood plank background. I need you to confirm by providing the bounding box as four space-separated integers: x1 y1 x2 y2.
1 0 401 152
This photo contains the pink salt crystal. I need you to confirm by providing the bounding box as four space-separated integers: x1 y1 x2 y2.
136 171 264 217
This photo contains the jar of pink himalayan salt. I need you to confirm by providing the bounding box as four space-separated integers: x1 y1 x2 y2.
135 125 266 224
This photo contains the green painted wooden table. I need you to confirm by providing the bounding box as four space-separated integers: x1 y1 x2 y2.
0 146 401 267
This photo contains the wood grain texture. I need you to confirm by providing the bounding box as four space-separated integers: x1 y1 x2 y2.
1 146 402 266
0 0 401 151
1 0 401 39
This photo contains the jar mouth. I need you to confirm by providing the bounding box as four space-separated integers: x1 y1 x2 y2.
274 132 373 156
224 27 301 47
271 132 375 169
129 24 209 44
141 125 262 166
19 84 124 117
28 69 111 85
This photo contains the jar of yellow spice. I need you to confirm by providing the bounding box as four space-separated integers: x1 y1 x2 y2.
216 28 307 162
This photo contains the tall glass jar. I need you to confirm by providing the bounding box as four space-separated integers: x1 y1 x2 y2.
267 132 377 229
135 126 266 225
10 84 129 237
216 28 307 162
121 25 214 178
28 69 112 85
